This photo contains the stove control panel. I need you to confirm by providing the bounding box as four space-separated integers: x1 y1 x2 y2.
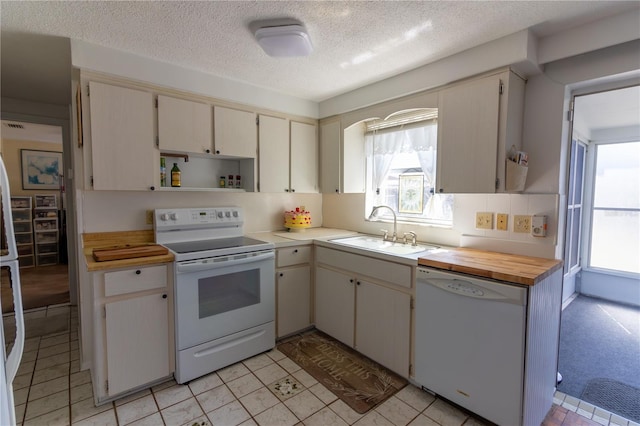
154 207 243 230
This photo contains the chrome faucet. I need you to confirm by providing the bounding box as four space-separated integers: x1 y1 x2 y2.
368 205 397 242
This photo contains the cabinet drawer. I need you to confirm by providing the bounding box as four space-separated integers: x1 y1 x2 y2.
316 246 412 288
277 246 311 267
105 264 168 297
13 221 32 233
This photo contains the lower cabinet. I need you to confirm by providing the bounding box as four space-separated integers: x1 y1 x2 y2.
315 247 412 377
276 245 312 337
92 263 174 404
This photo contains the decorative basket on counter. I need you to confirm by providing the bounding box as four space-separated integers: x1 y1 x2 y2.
284 206 311 232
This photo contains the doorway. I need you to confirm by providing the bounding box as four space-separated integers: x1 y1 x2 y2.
0 119 71 338
557 86 640 423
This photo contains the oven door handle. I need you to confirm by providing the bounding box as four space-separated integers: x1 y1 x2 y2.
176 250 275 274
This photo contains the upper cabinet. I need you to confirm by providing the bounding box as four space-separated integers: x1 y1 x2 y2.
258 117 318 193
88 82 158 191
290 121 318 193
214 106 257 158
319 118 364 194
437 70 525 193
158 95 213 154
258 115 289 193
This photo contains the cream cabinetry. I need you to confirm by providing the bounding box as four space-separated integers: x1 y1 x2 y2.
88 81 158 191
92 263 173 403
258 115 289 193
259 118 318 193
319 119 341 194
437 70 525 193
214 106 257 158
319 118 365 194
276 245 313 337
158 95 213 154
314 246 411 376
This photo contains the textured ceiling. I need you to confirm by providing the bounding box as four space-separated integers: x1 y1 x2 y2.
1 1 638 104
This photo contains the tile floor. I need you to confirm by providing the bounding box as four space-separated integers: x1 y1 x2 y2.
6 305 638 426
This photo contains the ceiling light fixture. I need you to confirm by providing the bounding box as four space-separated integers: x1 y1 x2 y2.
254 24 313 57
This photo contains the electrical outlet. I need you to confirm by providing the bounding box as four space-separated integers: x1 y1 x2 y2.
475 212 493 230
496 213 508 231
514 215 531 233
145 210 154 225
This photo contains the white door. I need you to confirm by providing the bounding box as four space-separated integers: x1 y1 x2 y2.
105 293 170 396
356 280 410 376
315 266 355 346
258 115 289 193
277 265 311 337
89 82 157 190
290 121 318 193
158 95 212 154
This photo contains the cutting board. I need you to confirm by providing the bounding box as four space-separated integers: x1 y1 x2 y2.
92 244 169 262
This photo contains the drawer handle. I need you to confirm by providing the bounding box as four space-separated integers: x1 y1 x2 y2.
279 273 284 277
135 270 141 275
162 294 167 299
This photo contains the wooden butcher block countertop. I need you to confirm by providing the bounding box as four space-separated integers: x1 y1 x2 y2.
418 247 562 286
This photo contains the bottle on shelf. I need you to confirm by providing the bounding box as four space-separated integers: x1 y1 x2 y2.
171 163 181 187
219 176 226 188
235 175 242 188
228 174 234 188
160 158 167 187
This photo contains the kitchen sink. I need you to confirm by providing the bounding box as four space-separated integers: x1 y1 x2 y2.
329 235 439 255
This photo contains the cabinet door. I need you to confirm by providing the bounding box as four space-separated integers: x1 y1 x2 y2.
89 82 157 190
290 121 318 193
277 265 311 337
259 115 289 193
105 293 170 396
315 266 355 346
437 74 501 193
356 280 410 376
158 95 212 153
320 120 341 194
214 106 257 158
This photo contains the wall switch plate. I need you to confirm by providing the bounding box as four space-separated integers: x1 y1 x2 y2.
496 213 508 231
475 212 493 229
145 210 154 225
514 215 531 233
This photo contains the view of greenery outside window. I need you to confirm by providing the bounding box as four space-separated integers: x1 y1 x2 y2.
589 141 640 274
364 117 453 226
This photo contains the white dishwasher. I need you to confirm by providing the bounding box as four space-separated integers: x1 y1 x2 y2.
415 267 528 426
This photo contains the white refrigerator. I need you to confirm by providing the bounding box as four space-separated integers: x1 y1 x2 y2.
0 155 26 426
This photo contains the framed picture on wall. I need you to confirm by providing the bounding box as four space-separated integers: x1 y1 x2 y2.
21 149 63 190
398 173 424 214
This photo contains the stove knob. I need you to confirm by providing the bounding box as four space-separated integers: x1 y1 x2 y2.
232 211 239 218
225 211 231 218
160 213 169 221
170 213 178 220
217 211 224 218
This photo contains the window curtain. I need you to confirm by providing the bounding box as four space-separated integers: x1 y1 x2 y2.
365 121 438 192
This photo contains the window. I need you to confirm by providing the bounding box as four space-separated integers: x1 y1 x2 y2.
364 113 453 225
588 141 640 274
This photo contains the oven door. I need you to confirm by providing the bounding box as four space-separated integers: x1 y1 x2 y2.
175 250 275 350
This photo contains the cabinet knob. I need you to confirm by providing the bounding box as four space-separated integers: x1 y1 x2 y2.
285 189 289 192
135 270 141 275
291 189 295 193
293 249 298 253
150 186 155 191
356 281 361 285
279 273 284 277
162 294 167 299
439 188 444 193
205 149 211 154
216 150 220 154
335 189 339 193
349 279 354 283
